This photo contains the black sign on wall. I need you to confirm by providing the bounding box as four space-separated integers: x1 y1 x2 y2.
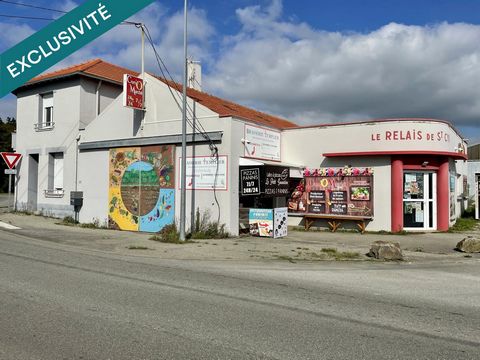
330 203 348 215
264 166 290 197
309 203 326 214
241 168 261 196
331 191 347 202
309 191 325 202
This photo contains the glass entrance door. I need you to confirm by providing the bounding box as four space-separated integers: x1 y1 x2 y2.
403 172 436 230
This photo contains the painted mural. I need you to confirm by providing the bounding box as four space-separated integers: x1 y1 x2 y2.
108 145 175 232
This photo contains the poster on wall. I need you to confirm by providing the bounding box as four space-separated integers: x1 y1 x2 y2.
244 124 281 161
241 168 261 195
273 207 288 238
108 145 175 233
249 208 273 237
179 156 228 190
288 170 374 217
450 173 456 219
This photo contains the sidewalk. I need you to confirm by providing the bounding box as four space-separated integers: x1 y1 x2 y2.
0 212 478 263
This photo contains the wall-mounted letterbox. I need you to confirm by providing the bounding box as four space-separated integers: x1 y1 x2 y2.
70 191 83 207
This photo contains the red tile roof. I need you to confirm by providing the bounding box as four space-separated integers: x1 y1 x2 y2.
20 59 297 130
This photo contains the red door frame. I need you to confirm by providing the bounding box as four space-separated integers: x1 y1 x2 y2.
391 156 449 232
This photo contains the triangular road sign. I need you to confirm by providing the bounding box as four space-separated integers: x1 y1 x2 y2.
1 152 22 169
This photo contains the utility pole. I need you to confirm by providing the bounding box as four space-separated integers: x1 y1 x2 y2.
179 0 188 241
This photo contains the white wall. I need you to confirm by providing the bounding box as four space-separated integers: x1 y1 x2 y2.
15 79 81 216
77 150 109 225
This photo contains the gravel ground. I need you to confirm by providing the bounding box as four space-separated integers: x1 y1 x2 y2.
0 212 478 263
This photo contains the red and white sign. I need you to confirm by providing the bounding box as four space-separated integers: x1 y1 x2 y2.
123 74 144 110
1 152 22 169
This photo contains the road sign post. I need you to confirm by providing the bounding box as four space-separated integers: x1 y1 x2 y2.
1 152 22 212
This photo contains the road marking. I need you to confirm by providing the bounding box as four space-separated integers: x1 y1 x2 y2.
0 221 21 230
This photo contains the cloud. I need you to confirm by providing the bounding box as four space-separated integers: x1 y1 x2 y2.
55 3 214 80
0 22 35 48
207 1 480 127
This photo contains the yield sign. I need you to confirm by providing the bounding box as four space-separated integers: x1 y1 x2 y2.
1 152 22 169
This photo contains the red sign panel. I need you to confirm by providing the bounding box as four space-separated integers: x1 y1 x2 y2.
1 152 22 169
123 74 144 110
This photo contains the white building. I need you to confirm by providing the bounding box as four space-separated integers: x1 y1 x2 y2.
12 59 468 234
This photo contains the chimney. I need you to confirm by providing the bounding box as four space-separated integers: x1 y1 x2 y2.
187 59 202 91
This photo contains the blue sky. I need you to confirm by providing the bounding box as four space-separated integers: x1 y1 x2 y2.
1 0 480 141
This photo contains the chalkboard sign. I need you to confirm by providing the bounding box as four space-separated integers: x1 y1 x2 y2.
264 166 290 197
241 168 261 196
309 191 325 202
331 191 347 202
308 203 326 214
330 203 347 215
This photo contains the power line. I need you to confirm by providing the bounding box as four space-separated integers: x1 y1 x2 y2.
0 13 53 20
0 1 141 25
142 24 221 224
0 0 66 14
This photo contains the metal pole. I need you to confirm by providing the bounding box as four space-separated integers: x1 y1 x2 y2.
179 0 188 241
8 174 11 212
141 25 145 76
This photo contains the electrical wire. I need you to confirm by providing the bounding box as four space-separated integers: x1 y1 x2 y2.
0 0 66 13
142 24 221 224
0 0 140 25
0 13 53 20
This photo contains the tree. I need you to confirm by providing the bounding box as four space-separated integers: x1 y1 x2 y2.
0 117 17 193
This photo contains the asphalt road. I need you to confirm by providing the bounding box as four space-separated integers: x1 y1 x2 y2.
0 228 479 360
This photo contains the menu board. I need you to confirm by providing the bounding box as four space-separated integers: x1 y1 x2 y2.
308 203 326 213
309 191 325 202
288 176 374 217
331 191 347 202
241 168 261 196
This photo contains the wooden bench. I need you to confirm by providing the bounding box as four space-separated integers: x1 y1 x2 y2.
303 214 372 234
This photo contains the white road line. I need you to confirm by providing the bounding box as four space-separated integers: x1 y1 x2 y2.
0 221 21 230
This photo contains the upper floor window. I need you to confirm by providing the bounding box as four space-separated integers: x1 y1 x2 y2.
35 93 54 131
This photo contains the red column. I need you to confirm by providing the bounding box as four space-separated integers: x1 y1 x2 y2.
391 158 403 232
437 160 449 231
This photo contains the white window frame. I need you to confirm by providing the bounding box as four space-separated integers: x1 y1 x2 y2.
35 93 55 131
403 171 437 231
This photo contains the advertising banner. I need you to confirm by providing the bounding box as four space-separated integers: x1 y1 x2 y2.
244 124 281 161
289 173 374 217
179 156 228 190
249 208 288 238
249 208 273 237
273 207 288 238
264 166 290 197
123 74 144 110
241 168 261 196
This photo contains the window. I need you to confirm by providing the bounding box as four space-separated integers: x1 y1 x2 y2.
45 152 64 197
35 93 54 131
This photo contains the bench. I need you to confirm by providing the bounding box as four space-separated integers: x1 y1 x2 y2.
303 214 372 234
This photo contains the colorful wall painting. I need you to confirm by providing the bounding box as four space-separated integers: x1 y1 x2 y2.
108 145 175 232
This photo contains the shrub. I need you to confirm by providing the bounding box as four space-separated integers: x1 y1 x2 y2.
190 209 229 239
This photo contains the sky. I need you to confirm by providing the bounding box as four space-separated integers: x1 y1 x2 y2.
1 0 480 141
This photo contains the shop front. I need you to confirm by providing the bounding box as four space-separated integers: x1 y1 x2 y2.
281 119 468 232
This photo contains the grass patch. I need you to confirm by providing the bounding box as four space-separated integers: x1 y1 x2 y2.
448 218 479 232
126 245 150 250
190 208 229 239
149 224 195 244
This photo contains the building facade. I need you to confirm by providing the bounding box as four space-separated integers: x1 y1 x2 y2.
12 59 468 234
